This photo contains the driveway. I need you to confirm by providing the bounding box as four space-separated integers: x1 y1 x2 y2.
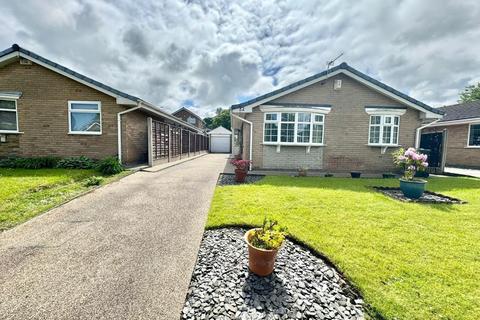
0 154 228 320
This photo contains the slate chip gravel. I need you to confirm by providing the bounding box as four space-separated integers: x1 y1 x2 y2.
182 228 365 319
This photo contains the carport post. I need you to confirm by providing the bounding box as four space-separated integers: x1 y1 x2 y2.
147 117 153 167
440 129 448 173
168 124 171 163
179 128 182 160
188 132 191 158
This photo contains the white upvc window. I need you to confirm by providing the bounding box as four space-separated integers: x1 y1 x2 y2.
68 101 102 135
0 99 19 133
263 112 325 145
369 115 399 145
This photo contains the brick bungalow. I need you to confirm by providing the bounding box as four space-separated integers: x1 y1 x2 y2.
172 107 206 130
422 100 480 169
231 62 445 173
0 44 205 166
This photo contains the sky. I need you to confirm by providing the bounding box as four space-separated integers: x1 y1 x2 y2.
1 0 479 117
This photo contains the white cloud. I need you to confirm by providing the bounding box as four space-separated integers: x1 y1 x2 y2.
1 0 479 116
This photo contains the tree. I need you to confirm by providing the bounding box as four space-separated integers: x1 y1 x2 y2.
459 83 480 103
204 108 231 130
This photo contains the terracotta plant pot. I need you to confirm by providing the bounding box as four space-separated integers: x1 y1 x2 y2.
235 169 247 182
244 229 281 276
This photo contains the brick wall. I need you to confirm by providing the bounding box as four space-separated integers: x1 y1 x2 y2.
0 59 127 160
173 109 205 129
423 124 480 168
239 73 424 172
121 110 149 165
263 145 324 169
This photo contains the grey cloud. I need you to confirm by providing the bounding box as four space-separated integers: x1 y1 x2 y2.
1 0 480 117
123 26 150 58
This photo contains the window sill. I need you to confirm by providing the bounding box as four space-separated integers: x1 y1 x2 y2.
367 144 400 147
263 142 326 147
0 131 23 134
68 132 102 136
465 146 480 149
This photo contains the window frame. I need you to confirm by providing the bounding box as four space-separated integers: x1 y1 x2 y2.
263 111 325 146
0 98 19 133
467 123 480 148
368 115 400 146
68 101 102 135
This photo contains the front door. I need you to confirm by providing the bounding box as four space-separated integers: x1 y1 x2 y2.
420 132 443 170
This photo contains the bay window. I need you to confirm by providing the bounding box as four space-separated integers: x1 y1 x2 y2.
263 111 325 145
68 101 102 134
369 115 399 145
0 99 18 132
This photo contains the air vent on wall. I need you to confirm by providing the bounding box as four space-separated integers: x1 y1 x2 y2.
334 79 342 90
20 58 32 65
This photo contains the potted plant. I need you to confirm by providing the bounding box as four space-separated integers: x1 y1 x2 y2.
244 218 286 276
297 167 308 177
350 171 361 178
230 159 251 182
393 147 429 199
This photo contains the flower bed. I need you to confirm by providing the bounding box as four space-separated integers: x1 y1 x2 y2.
182 228 364 320
373 187 466 204
217 173 265 186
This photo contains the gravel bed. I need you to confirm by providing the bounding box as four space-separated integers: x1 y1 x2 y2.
182 228 365 320
373 187 466 204
217 173 265 186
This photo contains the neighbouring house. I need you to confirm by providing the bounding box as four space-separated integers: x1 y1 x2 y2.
208 126 232 153
0 44 207 166
231 62 444 173
421 100 480 169
173 107 206 129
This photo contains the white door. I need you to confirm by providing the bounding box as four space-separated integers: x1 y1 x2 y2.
210 135 231 153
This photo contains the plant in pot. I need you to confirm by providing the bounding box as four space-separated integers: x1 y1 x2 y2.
244 218 286 276
393 147 429 199
230 159 252 183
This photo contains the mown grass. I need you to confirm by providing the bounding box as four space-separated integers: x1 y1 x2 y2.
0 168 129 230
207 176 480 320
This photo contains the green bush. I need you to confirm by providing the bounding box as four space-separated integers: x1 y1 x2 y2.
56 156 96 169
97 156 123 175
83 176 104 187
0 156 59 169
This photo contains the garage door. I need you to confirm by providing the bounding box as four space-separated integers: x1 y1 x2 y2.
210 135 231 153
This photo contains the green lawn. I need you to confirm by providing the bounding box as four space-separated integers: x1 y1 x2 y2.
207 176 480 320
0 168 129 230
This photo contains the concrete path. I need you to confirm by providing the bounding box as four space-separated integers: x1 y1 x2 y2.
444 167 480 178
0 154 228 320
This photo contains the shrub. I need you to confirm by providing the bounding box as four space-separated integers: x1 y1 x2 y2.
393 147 429 180
0 156 59 169
249 218 286 250
83 176 104 187
97 156 123 175
56 156 96 169
230 159 251 171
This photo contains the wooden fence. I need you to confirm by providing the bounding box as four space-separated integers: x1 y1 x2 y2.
148 118 208 166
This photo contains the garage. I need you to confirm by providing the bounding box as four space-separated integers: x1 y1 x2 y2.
208 126 232 153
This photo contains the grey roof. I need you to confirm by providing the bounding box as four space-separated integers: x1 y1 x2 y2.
231 62 444 115
438 100 480 122
0 44 140 102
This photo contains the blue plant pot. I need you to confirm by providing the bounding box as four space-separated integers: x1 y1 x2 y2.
399 179 427 199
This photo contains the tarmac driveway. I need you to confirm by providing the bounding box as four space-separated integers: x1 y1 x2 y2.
0 154 228 320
